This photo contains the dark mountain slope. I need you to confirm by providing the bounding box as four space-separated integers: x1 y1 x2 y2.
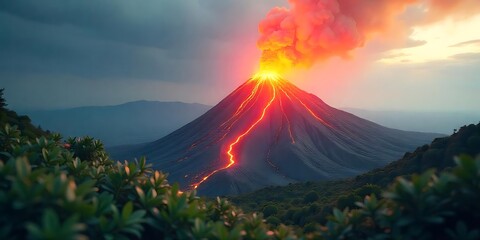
111 78 442 196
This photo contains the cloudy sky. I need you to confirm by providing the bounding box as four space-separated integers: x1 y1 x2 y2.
1 0 479 112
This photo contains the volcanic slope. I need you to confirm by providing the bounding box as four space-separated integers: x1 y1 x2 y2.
111 76 443 196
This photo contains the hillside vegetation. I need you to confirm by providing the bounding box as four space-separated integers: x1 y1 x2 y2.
0 89 46 140
1 90 480 239
1 124 479 239
230 122 480 228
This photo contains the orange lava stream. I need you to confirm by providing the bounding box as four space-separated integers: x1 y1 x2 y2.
220 82 261 127
279 93 295 144
191 74 334 190
187 83 262 151
285 86 333 129
192 80 277 189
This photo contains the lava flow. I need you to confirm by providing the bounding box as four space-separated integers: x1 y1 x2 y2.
191 71 331 190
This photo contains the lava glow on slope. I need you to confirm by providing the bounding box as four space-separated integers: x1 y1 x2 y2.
191 72 332 190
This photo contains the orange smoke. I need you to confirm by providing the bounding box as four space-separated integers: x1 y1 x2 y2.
257 0 480 73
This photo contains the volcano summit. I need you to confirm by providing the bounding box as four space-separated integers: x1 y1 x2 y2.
111 74 441 196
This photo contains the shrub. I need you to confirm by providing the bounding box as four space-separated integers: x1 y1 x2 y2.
318 155 480 240
303 222 317 233
308 203 319 214
467 135 480 149
266 216 281 226
0 124 299 239
303 191 319 203
262 205 278 218
335 193 359 210
354 183 381 197
2 122 480 239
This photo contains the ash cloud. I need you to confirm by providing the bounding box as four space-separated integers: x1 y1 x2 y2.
257 0 480 71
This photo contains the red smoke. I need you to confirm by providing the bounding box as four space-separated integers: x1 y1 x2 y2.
257 0 480 72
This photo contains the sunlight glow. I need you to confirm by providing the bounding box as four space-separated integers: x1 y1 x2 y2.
379 14 480 64
251 71 282 82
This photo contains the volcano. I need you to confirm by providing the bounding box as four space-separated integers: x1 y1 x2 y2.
111 75 442 196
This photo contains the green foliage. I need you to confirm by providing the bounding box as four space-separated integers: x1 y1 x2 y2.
303 222 316 234
354 183 381 197
303 191 319 203
335 194 359 210
66 136 106 162
467 135 480 149
266 216 281 226
0 90 46 141
0 125 300 239
318 155 480 240
262 205 278 218
230 123 480 230
1 93 480 239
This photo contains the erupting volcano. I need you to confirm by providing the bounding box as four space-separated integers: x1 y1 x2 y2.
111 73 441 196
108 0 477 195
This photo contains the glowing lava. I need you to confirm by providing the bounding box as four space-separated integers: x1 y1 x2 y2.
251 71 282 82
192 74 278 189
191 72 334 190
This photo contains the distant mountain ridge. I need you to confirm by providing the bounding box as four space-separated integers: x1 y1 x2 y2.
343 108 480 134
22 100 477 148
24 100 211 146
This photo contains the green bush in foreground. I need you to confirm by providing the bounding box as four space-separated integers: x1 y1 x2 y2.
0 124 297 239
231 123 480 228
1 122 480 239
315 155 480 240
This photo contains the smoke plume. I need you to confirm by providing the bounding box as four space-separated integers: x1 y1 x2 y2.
257 0 480 73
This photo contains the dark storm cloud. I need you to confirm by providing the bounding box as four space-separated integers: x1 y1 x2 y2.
0 1 295 109
0 0 206 49
0 0 273 82
0 12 170 79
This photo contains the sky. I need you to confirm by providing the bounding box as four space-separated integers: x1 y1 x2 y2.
1 0 479 112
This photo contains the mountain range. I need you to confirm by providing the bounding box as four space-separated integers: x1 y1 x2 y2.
22 101 478 148
23 101 210 146
344 108 480 135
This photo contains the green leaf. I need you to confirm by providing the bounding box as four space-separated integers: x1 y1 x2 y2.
15 157 31 177
122 201 133 222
